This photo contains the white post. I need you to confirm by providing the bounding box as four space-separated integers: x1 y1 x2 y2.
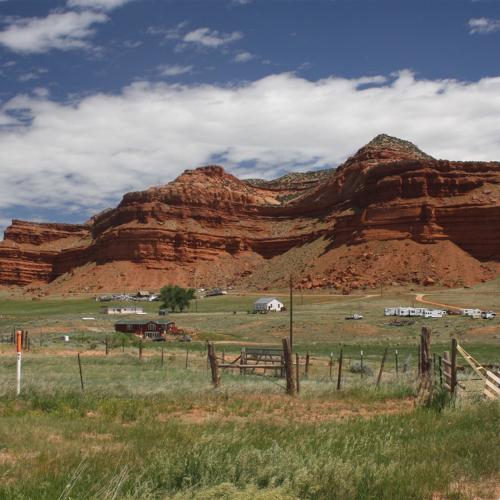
16 330 22 396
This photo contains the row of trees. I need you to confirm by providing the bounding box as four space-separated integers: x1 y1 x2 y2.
160 285 195 312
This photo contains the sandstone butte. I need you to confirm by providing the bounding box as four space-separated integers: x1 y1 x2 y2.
0 134 499 295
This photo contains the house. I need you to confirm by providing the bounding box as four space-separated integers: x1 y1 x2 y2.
101 306 144 315
254 297 285 312
114 319 176 340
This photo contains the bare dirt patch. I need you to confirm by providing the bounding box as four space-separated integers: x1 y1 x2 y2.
157 396 414 425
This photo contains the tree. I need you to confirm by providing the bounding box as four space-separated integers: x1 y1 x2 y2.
160 285 195 312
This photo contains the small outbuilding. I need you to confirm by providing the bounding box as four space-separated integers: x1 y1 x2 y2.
254 297 285 313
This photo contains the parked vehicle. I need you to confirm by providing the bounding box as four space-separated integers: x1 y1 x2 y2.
481 311 496 320
345 313 363 320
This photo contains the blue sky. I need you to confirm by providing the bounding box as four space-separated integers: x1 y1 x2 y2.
1 0 500 232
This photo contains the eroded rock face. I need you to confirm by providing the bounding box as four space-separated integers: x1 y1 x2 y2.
1 135 499 292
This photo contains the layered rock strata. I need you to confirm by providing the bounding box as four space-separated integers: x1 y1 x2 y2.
1 134 499 292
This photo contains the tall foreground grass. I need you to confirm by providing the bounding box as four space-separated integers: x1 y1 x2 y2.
0 386 498 499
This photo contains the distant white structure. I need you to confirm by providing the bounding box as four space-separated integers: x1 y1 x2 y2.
461 308 482 318
384 307 446 318
424 309 446 318
101 306 144 315
254 297 284 312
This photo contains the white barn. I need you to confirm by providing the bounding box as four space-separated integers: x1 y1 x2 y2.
254 297 284 312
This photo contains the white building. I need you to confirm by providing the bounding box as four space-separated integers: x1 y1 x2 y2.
101 306 144 315
254 297 285 312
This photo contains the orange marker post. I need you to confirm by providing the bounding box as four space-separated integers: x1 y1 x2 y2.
16 330 22 396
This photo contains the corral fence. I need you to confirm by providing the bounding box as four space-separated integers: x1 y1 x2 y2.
207 338 407 397
434 338 500 401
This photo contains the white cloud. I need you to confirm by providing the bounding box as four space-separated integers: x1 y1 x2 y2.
182 27 243 48
18 67 48 82
146 21 188 42
158 64 193 76
231 0 254 4
233 51 255 63
468 17 500 34
67 0 133 10
0 10 108 53
2 71 500 222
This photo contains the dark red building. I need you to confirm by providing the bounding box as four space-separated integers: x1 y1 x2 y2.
114 319 175 340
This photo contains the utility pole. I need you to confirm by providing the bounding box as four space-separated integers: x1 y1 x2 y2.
289 274 293 353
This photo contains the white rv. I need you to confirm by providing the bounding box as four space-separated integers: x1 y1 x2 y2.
461 309 482 318
424 309 445 318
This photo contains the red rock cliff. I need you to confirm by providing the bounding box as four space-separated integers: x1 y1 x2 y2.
1 135 499 292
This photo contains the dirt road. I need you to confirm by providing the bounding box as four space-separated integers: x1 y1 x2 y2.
415 294 463 311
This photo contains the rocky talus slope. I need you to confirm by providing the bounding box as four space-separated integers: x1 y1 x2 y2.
1 134 499 294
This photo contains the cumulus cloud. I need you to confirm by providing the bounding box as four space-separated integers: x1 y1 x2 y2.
67 0 133 10
233 51 255 63
0 10 108 53
2 71 500 224
468 17 500 34
182 27 243 48
158 64 193 76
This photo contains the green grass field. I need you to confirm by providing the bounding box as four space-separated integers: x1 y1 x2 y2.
0 283 499 498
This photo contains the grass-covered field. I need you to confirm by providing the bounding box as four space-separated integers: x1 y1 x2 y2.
0 283 499 498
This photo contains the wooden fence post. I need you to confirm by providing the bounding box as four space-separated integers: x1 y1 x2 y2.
376 347 388 388
240 348 246 376
305 351 310 377
282 338 295 396
438 355 443 387
208 343 220 387
295 353 300 394
329 352 333 380
337 348 343 391
77 353 84 392
105 336 109 356
443 350 451 392
450 338 457 396
419 327 432 377
122 339 125 353
360 350 364 379
161 347 164 367
415 327 434 405
395 349 399 376
185 346 189 369
139 339 143 360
